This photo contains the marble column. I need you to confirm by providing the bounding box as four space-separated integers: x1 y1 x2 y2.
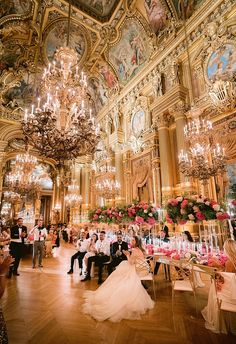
156 114 173 203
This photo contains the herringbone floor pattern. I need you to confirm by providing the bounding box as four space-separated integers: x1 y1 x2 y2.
1 243 235 344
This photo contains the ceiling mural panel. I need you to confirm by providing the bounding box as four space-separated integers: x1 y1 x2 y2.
88 76 108 113
0 0 32 20
44 19 88 64
94 59 119 95
170 0 205 19
69 0 119 21
109 18 152 85
144 0 167 34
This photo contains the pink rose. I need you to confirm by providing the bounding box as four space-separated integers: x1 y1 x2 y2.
93 214 99 220
196 212 205 221
216 212 230 221
166 214 173 224
143 204 149 210
135 216 144 224
148 217 156 225
181 199 188 209
96 209 101 214
232 200 236 206
168 199 178 206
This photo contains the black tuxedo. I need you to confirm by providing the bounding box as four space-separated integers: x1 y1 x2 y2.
9 225 28 276
108 241 128 275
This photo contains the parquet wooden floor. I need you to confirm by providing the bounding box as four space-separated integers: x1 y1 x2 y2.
1 243 235 344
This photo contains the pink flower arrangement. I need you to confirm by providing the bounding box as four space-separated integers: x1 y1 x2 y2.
196 212 206 221
89 201 159 225
216 212 230 221
165 195 229 224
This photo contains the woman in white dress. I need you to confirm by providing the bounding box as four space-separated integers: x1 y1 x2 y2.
82 236 155 322
202 239 236 334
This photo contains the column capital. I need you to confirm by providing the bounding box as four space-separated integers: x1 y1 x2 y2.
169 100 188 121
155 113 173 130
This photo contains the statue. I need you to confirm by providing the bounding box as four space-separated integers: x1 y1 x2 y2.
113 104 121 130
169 60 180 87
152 71 163 97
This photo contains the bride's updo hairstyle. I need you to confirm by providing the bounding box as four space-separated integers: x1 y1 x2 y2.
133 235 145 253
224 239 236 268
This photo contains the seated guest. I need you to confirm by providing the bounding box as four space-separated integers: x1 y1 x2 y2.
83 233 98 273
154 228 170 275
67 231 89 275
81 231 110 284
45 230 54 258
108 233 128 275
182 230 193 242
202 239 236 335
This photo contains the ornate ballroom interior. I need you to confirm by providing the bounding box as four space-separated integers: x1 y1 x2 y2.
0 0 236 226
0 1 236 343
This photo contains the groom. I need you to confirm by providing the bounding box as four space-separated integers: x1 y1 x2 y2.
81 231 110 284
108 233 128 275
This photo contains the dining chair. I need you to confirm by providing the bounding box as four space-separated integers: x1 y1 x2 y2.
170 259 197 316
136 256 156 300
215 272 236 333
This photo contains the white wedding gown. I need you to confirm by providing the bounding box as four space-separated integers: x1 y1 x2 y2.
82 252 155 322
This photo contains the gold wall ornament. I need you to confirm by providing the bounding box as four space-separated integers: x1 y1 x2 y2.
208 79 236 112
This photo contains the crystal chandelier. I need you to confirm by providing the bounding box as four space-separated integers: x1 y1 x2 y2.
15 150 37 173
65 180 83 207
179 119 226 184
95 163 121 199
3 191 21 203
0 202 11 216
22 1 100 162
208 79 236 112
6 161 41 195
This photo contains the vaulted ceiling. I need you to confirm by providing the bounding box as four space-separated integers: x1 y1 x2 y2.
0 0 206 119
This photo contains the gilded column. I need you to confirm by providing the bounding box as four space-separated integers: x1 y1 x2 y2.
170 101 196 193
123 152 132 204
115 146 125 205
156 114 173 203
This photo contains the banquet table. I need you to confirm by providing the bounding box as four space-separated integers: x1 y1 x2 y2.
149 254 207 287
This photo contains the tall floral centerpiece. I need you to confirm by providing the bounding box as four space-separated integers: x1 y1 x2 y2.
89 201 159 225
165 196 229 225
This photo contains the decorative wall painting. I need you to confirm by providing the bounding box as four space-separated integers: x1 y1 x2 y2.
206 44 236 82
71 0 118 18
0 0 32 20
45 20 86 63
109 19 151 85
172 0 204 19
144 0 167 34
131 109 146 138
226 163 236 200
95 60 119 94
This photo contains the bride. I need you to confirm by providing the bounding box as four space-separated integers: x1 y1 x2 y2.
82 236 155 322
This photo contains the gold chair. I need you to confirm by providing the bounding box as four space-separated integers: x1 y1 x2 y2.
136 256 156 300
170 259 197 316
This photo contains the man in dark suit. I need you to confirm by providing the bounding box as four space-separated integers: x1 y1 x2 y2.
9 217 27 277
108 233 128 275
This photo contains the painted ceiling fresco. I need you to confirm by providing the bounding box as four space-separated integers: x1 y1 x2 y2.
0 0 207 120
68 0 119 21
